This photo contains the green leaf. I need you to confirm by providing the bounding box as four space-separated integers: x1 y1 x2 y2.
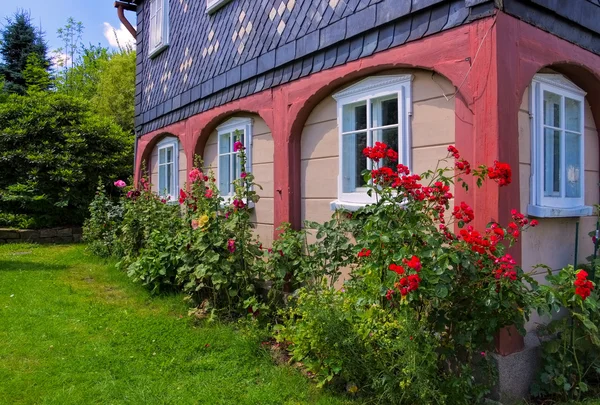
435 285 449 298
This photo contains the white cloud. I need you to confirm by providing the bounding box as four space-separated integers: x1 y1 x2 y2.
103 22 136 49
51 51 72 69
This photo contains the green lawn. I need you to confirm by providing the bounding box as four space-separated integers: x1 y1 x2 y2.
0 244 352 405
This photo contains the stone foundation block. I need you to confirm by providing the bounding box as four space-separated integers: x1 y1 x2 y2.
0 229 19 239
40 229 57 238
56 228 73 237
490 332 541 404
18 230 40 240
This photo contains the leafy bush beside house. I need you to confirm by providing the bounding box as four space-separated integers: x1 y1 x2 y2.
0 90 133 228
84 143 599 404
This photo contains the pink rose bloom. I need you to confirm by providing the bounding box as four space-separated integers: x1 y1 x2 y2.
241 172 247 179
114 180 126 188
189 168 203 183
191 219 200 230
233 141 244 152
227 239 236 253
205 188 213 199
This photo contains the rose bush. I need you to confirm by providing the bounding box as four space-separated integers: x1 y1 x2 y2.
276 143 540 403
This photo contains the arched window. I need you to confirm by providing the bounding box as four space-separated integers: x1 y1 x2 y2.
528 74 591 217
331 74 412 209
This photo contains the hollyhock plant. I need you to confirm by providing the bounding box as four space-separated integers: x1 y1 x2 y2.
189 168 203 183
114 180 127 188
233 141 244 152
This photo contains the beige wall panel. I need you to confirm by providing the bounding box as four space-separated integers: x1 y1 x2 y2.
203 142 218 170
412 97 455 148
584 171 600 206
584 102 596 129
585 130 599 171
252 163 274 198
253 133 274 165
518 111 531 164
412 145 453 177
251 196 274 225
343 69 454 103
519 164 531 213
411 71 454 102
302 199 335 224
252 117 271 136
206 130 217 146
305 96 337 125
253 224 274 248
301 158 338 199
179 146 187 190
520 86 529 111
301 120 338 160
522 219 583 272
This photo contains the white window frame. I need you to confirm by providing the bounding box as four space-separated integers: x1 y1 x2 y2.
528 73 592 218
216 117 253 199
330 74 413 211
206 0 233 14
157 137 179 201
148 0 169 58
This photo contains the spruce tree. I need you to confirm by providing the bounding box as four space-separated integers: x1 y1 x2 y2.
0 10 51 94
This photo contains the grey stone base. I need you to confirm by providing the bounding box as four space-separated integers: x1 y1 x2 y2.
489 332 541 404
0 227 83 244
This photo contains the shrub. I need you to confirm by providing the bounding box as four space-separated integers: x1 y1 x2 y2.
531 265 599 401
277 143 538 403
84 138 595 404
82 180 124 257
0 91 132 228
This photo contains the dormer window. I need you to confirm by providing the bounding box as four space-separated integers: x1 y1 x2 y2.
206 0 233 14
149 0 169 57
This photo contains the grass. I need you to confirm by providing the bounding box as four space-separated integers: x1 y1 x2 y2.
0 244 352 405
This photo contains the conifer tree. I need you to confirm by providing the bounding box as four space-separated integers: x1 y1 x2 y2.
0 10 51 94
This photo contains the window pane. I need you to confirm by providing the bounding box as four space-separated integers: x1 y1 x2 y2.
341 132 367 193
371 95 398 127
219 155 230 194
166 163 173 195
233 152 240 180
159 147 166 164
166 146 173 163
565 98 581 132
565 131 581 198
544 128 561 197
219 133 231 154
342 102 367 132
159 165 166 194
543 91 561 128
373 127 399 169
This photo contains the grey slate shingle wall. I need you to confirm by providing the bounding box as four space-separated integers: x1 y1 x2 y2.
133 0 599 136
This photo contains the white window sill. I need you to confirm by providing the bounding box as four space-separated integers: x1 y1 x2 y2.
149 43 169 59
330 198 410 212
527 204 593 218
330 200 368 212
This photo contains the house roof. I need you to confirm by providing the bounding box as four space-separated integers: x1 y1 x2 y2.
132 0 600 136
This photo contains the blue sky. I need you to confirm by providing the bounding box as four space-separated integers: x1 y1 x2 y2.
0 0 135 57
